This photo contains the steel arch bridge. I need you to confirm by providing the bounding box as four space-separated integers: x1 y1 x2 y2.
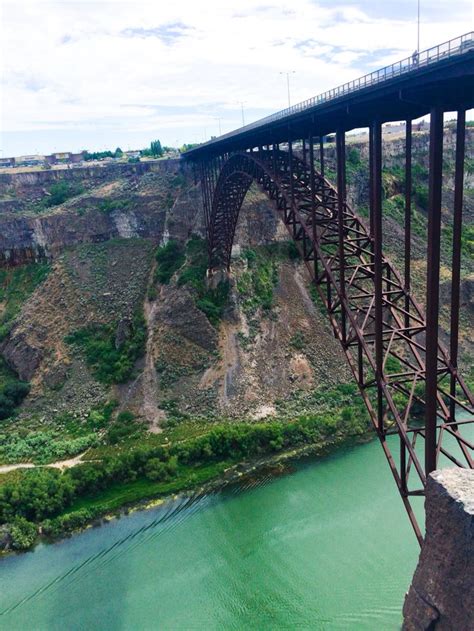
184 33 474 544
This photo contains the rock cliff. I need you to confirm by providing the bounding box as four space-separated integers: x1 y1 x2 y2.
403 468 474 630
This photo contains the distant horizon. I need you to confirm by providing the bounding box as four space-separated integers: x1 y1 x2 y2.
4 116 470 161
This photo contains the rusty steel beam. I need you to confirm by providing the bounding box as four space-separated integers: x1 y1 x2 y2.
404 120 412 331
370 121 384 433
425 106 444 475
449 109 466 424
319 136 325 179
336 129 347 344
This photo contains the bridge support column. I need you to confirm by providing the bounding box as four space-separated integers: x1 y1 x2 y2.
404 120 412 331
425 106 444 475
288 138 294 207
336 129 347 344
319 137 325 178
449 109 465 424
308 135 319 281
370 121 384 433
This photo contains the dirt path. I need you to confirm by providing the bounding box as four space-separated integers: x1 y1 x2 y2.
141 278 165 433
0 451 93 475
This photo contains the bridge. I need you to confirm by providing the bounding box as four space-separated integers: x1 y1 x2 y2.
183 32 474 545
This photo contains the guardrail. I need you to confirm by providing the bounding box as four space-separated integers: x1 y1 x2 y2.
186 31 473 153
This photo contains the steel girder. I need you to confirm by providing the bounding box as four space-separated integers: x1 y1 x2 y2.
199 141 474 545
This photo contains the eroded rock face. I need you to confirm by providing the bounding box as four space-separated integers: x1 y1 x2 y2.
0 331 43 381
403 468 474 631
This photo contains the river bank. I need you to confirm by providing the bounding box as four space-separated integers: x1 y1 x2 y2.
0 416 371 556
0 433 421 630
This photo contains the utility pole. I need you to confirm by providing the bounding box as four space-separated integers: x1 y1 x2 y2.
280 71 296 108
216 117 222 136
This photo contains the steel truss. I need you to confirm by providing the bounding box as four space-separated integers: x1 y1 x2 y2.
199 120 474 545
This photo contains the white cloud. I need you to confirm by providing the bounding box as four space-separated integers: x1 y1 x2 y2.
1 0 472 152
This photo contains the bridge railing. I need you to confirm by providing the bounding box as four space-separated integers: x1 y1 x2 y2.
187 31 473 152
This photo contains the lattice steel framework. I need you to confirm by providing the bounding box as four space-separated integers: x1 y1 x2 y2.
196 113 473 544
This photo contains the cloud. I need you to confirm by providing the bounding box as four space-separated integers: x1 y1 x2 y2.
1 0 472 153
121 22 192 45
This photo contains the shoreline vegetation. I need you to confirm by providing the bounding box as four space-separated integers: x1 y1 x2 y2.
0 410 370 556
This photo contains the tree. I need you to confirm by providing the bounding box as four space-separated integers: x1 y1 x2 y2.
150 140 163 157
9 517 37 550
114 147 123 158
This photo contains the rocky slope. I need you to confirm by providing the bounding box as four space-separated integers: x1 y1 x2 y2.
0 128 472 438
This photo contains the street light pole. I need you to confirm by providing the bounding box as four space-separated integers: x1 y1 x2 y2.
216 117 222 135
417 0 420 52
237 102 245 127
280 71 296 108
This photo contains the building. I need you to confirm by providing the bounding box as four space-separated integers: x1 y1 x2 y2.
45 151 85 165
15 155 46 167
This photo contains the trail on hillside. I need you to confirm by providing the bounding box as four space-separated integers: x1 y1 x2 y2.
0 451 93 474
141 275 165 433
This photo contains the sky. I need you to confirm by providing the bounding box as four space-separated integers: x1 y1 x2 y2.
1 0 473 157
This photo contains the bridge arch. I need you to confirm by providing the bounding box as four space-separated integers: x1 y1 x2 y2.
207 150 334 270
202 146 474 544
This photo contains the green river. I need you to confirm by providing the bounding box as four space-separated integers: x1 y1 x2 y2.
0 436 425 630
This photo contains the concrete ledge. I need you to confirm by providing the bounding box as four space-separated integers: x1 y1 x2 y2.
403 468 474 630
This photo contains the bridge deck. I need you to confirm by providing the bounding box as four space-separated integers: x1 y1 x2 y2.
184 31 474 157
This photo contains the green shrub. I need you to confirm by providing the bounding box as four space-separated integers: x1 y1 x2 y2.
41 181 84 208
155 240 185 284
290 331 305 350
97 199 131 214
107 411 142 445
9 517 38 550
0 468 76 522
3 381 30 405
0 394 14 420
347 147 361 166
144 456 178 481
65 313 146 384
237 247 280 313
42 508 97 538
0 430 99 464
0 359 30 420
413 184 429 210
177 236 229 324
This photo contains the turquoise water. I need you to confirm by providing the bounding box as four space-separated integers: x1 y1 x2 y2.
0 435 425 630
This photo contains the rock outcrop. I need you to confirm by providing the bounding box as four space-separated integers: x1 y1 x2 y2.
403 468 474 630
